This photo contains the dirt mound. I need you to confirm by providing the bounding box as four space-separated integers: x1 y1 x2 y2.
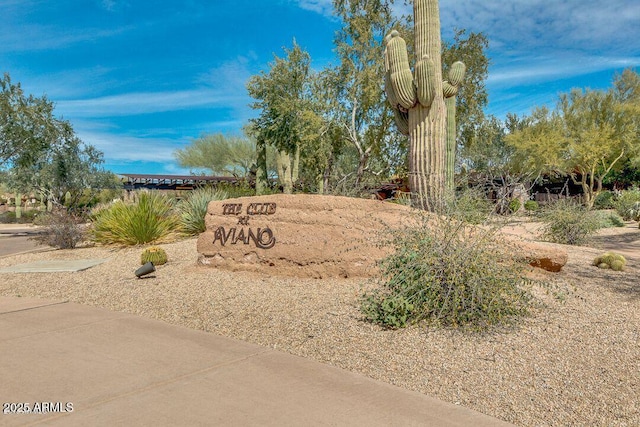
196 194 567 278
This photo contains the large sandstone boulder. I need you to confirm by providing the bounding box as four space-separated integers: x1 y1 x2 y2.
511 240 568 273
197 194 411 278
197 194 567 277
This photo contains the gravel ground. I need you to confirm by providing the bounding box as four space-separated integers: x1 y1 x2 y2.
1 221 638 426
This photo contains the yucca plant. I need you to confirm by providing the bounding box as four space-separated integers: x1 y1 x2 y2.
91 191 183 245
178 186 228 235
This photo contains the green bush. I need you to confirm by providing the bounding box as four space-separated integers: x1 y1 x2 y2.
592 252 627 271
593 191 615 209
508 198 521 214
91 192 183 245
523 200 539 212
539 199 600 245
178 187 228 235
0 210 40 224
31 209 86 249
448 187 493 224
592 210 625 228
216 181 255 199
627 201 640 224
141 246 168 265
613 187 640 220
361 214 532 330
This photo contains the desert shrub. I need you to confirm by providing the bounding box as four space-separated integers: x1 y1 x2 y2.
613 187 640 220
540 199 600 245
627 201 640 225
508 198 521 214
31 209 85 249
539 199 600 245
0 210 39 224
178 187 228 235
448 187 493 224
592 210 625 228
216 181 255 199
361 214 532 330
523 200 539 212
592 252 627 271
593 191 615 210
140 246 168 265
541 200 599 243
91 192 183 245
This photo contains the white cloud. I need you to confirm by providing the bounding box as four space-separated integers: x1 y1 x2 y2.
295 0 334 17
0 22 133 52
438 0 639 54
56 89 242 117
49 55 257 120
488 55 640 87
198 55 256 93
77 130 181 163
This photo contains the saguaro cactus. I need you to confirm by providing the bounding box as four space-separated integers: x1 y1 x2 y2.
443 61 466 191
384 0 465 210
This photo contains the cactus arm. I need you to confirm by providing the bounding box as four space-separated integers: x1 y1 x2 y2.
384 31 416 110
393 108 410 136
415 55 436 107
442 61 465 190
384 66 400 111
442 81 457 98
443 61 466 99
445 96 457 190
448 61 466 86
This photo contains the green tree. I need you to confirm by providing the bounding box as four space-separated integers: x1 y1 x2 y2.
461 114 543 213
442 29 490 152
174 133 256 177
330 0 400 189
247 40 313 194
607 68 640 186
560 88 632 206
506 81 638 207
1 73 58 167
6 120 118 210
1 73 117 211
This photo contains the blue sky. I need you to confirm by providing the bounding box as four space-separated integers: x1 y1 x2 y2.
2 0 638 175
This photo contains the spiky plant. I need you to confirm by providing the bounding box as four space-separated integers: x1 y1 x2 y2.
141 246 168 266
178 186 228 235
91 191 183 245
592 252 627 271
384 0 465 210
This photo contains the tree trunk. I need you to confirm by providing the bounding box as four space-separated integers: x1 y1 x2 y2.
292 143 300 184
322 154 333 194
255 138 268 195
354 148 370 189
276 150 293 194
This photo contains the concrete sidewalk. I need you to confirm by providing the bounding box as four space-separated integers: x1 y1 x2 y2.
0 224 49 258
0 297 513 426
